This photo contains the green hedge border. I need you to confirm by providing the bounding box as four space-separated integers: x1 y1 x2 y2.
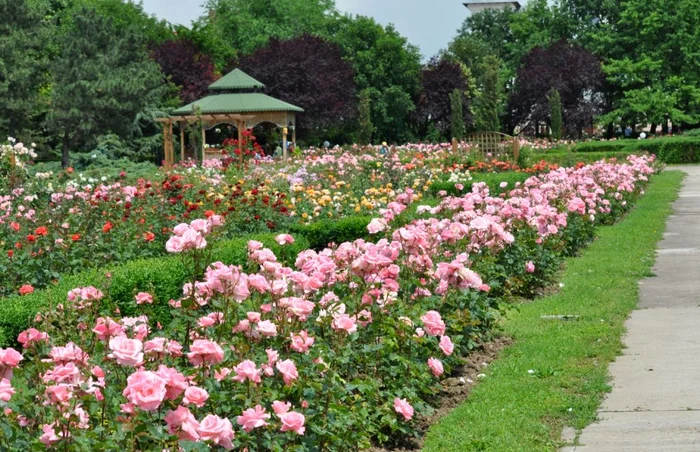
0 234 310 347
541 136 700 164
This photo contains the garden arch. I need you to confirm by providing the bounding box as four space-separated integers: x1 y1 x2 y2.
464 132 520 162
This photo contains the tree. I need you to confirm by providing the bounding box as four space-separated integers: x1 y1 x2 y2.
0 0 50 140
151 38 216 104
331 16 422 142
474 56 502 132
48 5 165 167
549 88 563 140
202 0 338 56
450 89 465 140
509 41 603 137
415 57 471 139
357 88 373 145
238 35 356 138
596 0 700 130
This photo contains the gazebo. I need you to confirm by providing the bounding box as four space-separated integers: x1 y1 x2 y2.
157 69 304 166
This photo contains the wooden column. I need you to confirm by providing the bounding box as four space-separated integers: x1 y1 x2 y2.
237 120 243 165
200 123 206 165
292 127 296 148
168 121 174 167
179 121 185 163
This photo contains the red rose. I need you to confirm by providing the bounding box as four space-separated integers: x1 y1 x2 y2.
102 222 113 233
27 235 36 242
35 226 48 236
71 234 81 242
143 232 155 242
7 250 13 258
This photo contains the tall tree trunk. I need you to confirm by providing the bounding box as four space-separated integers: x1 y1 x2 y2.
61 131 70 169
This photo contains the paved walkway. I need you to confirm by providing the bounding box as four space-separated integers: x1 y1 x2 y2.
563 166 700 451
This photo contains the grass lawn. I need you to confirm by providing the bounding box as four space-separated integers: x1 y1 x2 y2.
422 170 684 452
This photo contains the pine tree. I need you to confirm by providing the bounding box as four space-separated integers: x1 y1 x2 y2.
450 89 465 140
475 55 501 132
358 88 374 145
49 5 164 167
549 88 563 140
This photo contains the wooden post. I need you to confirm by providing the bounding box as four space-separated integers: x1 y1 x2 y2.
162 123 170 168
179 122 185 163
292 127 296 149
200 123 206 165
451 137 458 154
282 127 288 160
513 137 520 163
237 120 243 165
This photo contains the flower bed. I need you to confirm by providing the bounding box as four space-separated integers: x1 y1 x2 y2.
0 156 656 450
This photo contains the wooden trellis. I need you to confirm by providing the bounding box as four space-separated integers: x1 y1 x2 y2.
464 132 520 162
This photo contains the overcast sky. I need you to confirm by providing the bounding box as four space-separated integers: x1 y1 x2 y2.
139 0 473 60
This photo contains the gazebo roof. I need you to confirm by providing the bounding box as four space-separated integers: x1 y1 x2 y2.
171 92 304 116
208 69 265 91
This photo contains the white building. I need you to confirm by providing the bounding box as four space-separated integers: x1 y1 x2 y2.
463 1 521 14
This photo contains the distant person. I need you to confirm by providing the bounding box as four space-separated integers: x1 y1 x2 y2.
379 141 389 156
624 125 632 138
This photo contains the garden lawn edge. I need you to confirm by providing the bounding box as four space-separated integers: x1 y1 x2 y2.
422 170 684 452
0 233 310 347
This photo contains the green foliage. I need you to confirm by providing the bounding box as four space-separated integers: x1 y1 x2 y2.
48 4 166 166
0 0 50 141
450 89 465 140
0 233 309 347
549 88 563 140
474 56 502 132
543 136 700 164
429 172 532 198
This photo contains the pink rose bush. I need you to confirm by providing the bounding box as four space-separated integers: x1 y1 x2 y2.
0 156 656 450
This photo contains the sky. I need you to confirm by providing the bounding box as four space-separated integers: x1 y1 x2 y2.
139 0 473 60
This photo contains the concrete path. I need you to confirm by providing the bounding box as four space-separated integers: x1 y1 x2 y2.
563 166 700 452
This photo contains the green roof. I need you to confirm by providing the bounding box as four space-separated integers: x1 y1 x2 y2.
171 93 304 115
208 69 265 91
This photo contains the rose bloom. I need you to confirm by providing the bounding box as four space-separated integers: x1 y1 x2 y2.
183 386 209 408
164 406 200 442
18 284 34 296
187 339 224 367
275 233 295 245
122 370 167 411
525 261 536 273
290 330 315 353
0 347 23 369
276 359 299 386
134 292 153 305
198 414 235 450
256 320 278 337
156 365 190 400
232 360 262 384
272 400 291 415
420 310 446 336
0 378 15 402
279 411 306 435
236 405 270 432
17 328 49 349
108 336 144 367
427 357 444 377
143 231 155 242
394 398 414 420
439 335 454 356
331 314 357 334
102 221 113 233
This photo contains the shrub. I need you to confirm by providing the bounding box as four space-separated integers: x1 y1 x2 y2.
548 136 700 163
0 233 310 347
290 216 373 250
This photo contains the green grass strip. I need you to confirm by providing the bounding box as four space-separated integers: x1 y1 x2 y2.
423 170 684 452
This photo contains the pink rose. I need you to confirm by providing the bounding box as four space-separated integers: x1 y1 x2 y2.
187 339 224 367
0 347 23 368
272 400 291 415
275 359 298 386
256 320 278 337
428 357 444 377
275 234 295 245
122 370 167 411
290 330 315 353
236 405 270 432
331 314 357 334
198 414 235 449
183 386 209 408
40 424 61 447
108 336 143 367
439 335 454 356
0 378 15 402
164 406 200 442
156 365 190 400
367 218 388 234
17 328 49 349
525 261 535 273
232 360 262 384
279 411 306 435
394 398 414 420
247 240 264 251
134 292 153 305
420 310 446 337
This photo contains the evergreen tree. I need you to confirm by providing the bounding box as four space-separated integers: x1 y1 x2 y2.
48 5 164 167
450 89 465 140
474 56 502 132
549 88 563 140
358 88 373 145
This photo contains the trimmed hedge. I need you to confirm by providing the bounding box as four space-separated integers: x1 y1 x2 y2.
545 136 700 163
534 150 640 167
290 216 374 251
0 233 310 347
